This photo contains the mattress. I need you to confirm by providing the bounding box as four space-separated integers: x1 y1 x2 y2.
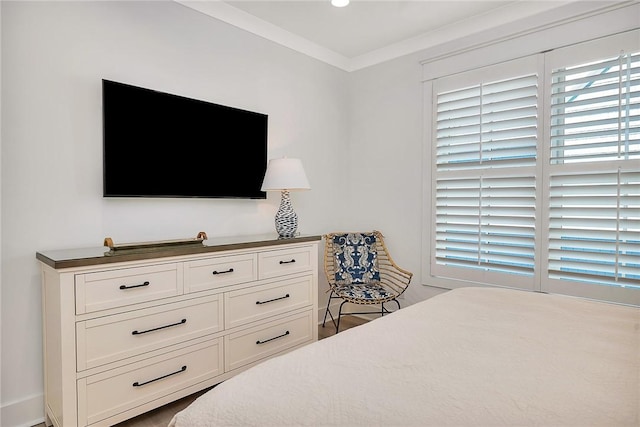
169 287 640 426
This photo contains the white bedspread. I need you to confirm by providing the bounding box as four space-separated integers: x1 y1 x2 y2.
169 287 640 426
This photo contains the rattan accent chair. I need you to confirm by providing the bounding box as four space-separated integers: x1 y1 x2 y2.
322 231 413 333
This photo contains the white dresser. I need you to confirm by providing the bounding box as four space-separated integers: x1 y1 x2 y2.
37 234 320 427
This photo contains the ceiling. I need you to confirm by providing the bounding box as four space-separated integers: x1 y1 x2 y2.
176 0 579 71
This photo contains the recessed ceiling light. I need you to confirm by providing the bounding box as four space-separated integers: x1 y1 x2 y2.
331 0 349 7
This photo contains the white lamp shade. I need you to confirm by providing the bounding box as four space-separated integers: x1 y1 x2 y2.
261 158 311 191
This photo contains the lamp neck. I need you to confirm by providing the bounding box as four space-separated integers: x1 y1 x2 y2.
279 190 292 208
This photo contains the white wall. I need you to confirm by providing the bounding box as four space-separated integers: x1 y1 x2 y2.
1 2 349 425
347 58 430 306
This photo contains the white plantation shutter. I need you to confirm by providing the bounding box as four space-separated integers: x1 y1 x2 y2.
426 30 640 304
432 58 540 289
550 52 640 163
435 175 536 275
548 170 640 289
543 32 640 304
436 74 538 170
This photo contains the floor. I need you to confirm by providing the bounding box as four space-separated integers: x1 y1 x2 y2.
33 315 368 427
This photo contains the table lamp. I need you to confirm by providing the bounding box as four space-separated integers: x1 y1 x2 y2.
261 157 311 238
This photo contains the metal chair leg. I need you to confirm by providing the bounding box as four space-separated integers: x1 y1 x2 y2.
336 300 348 334
325 293 404 334
322 290 335 328
380 299 400 317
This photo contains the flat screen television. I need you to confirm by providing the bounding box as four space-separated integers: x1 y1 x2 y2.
102 79 268 199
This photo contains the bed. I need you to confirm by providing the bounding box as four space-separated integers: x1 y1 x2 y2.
169 287 640 426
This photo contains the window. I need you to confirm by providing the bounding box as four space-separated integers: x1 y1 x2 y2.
543 35 640 304
431 57 541 290
427 31 640 305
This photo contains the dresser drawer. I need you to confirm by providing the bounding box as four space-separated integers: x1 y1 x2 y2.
75 263 182 314
225 275 313 329
184 253 257 293
76 295 223 371
225 310 313 371
258 246 313 280
78 338 223 426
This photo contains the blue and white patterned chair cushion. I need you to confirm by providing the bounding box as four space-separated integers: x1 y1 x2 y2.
335 282 392 302
333 233 380 285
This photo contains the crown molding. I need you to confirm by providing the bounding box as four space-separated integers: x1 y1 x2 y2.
175 0 351 70
175 1 628 73
348 1 579 71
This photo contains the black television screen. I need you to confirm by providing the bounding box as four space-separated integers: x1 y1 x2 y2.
102 79 268 199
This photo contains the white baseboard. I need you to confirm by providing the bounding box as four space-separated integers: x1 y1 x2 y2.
1 393 44 427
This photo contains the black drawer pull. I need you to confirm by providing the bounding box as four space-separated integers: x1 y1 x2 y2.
256 294 290 305
132 365 187 387
132 319 187 335
279 259 296 265
212 268 234 275
119 281 150 290
256 330 290 345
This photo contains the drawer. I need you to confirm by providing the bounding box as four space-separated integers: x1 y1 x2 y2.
75 263 182 314
78 338 223 426
184 253 257 293
258 246 313 280
225 310 313 371
225 275 313 329
76 295 223 371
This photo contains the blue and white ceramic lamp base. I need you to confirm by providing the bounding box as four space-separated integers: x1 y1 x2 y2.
275 190 298 238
